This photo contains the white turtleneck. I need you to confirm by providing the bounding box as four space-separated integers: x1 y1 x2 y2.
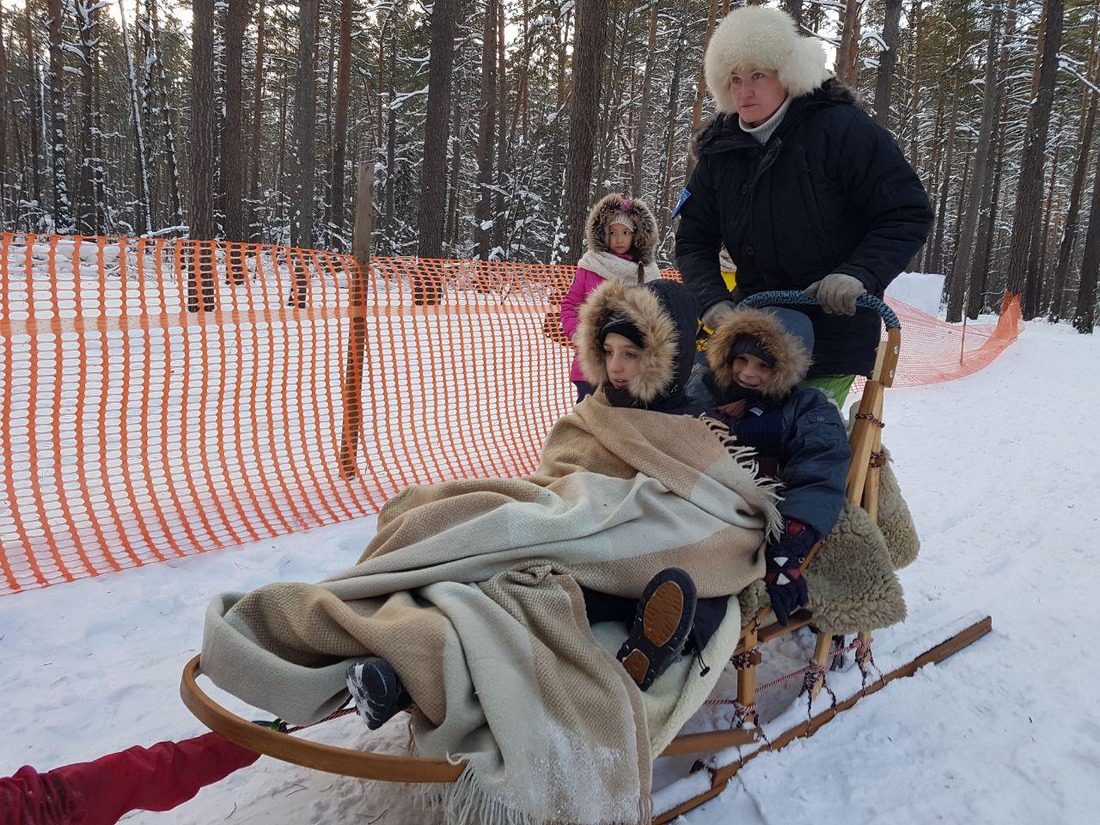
740 95 792 145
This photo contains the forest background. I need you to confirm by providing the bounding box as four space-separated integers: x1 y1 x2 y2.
0 0 1097 331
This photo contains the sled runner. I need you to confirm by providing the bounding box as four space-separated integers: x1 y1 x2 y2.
181 291 991 822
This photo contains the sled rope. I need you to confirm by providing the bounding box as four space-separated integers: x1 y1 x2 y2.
854 636 883 685
707 636 869 706
275 705 358 735
854 411 885 429
798 661 838 718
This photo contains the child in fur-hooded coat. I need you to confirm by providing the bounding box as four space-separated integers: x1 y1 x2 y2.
561 193 663 402
695 305 851 625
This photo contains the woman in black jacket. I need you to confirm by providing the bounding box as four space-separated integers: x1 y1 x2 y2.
674 5 932 405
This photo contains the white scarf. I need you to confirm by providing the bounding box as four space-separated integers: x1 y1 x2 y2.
741 94 793 145
576 250 661 285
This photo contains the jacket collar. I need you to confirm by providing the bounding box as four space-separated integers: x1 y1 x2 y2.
696 91 833 156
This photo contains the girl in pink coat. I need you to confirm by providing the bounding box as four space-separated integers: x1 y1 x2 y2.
560 193 663 401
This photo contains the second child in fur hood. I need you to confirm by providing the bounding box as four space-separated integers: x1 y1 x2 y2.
695 305 851 625
561 193 662 403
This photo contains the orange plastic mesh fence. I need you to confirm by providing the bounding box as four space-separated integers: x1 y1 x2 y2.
0 234 1022 595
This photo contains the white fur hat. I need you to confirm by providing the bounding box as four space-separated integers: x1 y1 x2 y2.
704 5 831 114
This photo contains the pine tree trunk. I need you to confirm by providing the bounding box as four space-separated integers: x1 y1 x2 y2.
47 0 72 233
493 2 508 253
836 0 861 86
0 5 10 224
189 0 217 314
290 0 320 249
1005 0 1063 317
222 0 253 253
119 2 152 235
1073 148 1100 332
248 0 267 241
383 24 397 246
417 0 457 258
474 0 499 260
685 0 719 183
873 0 902 130
660 3 688 241
632 3 659 198
563 0 609 261
24 4 42 211
146 0 183 227
74 0 99 232
930 81 961 275
946 1 1002 322
1050 2 1098 321
329 0 353 251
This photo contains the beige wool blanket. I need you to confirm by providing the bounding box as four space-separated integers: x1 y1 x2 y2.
202 397 780 825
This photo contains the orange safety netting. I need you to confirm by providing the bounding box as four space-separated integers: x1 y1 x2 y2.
0 234 1022 596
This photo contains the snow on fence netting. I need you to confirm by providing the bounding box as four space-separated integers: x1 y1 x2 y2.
0 234 1023 595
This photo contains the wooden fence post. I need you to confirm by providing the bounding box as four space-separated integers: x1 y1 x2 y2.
339 162 374 478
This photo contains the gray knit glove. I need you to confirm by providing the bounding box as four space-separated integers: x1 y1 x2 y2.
702 300 738 331
804 273 866 316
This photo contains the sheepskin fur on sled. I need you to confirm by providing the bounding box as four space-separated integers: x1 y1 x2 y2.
877 448 920 570
738 443 918 634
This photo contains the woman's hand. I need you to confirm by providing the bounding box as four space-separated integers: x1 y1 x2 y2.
804 273 866 315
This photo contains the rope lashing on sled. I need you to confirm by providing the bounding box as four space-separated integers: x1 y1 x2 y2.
706 635 874 715
853 636 884 684
273 702 423 737
854 412 885 428
798 661 838 717
270 706 356 736
730 649 762 670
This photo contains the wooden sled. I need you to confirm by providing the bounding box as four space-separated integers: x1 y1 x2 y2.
181 291 992 821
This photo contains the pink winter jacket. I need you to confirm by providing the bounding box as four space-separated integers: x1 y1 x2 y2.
560 255 637 383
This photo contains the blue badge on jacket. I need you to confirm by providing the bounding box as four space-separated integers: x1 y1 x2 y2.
672 188 691 218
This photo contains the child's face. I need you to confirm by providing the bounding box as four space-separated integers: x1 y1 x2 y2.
608 224 634 255
731 353 775 391
602 332 643 389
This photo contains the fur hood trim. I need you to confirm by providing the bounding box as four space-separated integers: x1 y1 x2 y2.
576 281 678 404
585 193 660 265
707 307 813 398
704 6 831 114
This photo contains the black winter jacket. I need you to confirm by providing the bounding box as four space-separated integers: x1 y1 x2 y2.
675 84 932 377
697 378 850 538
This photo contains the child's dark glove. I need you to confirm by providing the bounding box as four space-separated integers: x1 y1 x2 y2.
764 518 816 626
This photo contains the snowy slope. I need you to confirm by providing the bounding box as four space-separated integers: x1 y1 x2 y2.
2 315 1098 824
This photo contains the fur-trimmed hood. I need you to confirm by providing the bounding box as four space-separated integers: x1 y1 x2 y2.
585 193 660 266
576 280 700 412
707 307 813 399
704 5 831 115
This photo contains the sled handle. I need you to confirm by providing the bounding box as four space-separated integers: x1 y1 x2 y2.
738 290 901 331
180 656 465 783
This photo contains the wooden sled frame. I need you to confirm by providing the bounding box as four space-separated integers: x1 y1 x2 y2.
181 291 992 821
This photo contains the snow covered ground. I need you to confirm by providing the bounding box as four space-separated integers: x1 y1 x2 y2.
2 304 1099 824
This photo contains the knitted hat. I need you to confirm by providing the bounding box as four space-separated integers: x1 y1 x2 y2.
730 334 777 368
704 6 831 115
598 316 646 349
609 212 636 232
